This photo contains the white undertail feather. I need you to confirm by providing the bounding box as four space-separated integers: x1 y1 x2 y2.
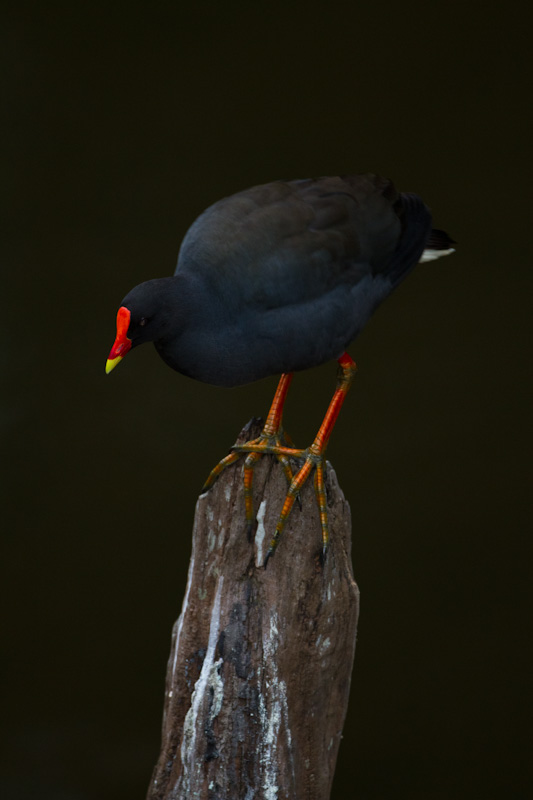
419 247 456 263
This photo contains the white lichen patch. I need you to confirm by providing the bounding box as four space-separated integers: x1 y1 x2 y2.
208 530 217 552
323 579 337 606
318 636 331 655
171 553 195 682
179 578 224 795
208 657 224 720
224 484 232 502
255 500 267 567
257 611 295 798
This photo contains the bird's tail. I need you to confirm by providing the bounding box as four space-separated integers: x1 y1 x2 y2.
385 192 432 288
419 228 456 263
377 192 455 288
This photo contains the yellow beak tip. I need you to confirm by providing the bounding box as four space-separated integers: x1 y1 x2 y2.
106 356 122 375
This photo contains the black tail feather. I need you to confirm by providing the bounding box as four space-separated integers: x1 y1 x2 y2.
426 228 456 250
386 193 432 288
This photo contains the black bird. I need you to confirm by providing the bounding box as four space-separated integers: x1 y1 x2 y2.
106 174 454 561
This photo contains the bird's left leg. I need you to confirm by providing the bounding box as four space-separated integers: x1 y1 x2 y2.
264 352 357 565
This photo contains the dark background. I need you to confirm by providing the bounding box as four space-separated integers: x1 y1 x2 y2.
2 1 530 798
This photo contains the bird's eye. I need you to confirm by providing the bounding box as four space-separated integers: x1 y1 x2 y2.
139 317 147 327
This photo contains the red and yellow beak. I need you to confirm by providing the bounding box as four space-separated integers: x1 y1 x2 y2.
106 306 132 374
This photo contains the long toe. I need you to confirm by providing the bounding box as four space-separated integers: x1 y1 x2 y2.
201 450 241 492
266 456 315 560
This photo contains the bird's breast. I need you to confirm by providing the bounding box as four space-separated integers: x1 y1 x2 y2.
154 276 386 388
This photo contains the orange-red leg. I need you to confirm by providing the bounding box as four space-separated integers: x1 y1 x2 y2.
262 372 293 435
264 353 357 564
202 373 298 536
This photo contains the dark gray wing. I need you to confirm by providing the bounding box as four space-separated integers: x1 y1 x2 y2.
174 175 414 313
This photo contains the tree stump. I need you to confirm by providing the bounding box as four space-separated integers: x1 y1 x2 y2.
146 419 360 800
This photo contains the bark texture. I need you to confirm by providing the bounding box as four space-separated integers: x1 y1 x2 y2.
146 420 360 800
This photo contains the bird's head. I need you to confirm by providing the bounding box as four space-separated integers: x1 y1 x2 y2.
106 278 174 374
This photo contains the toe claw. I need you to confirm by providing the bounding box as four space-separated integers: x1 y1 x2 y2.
246 521 254 543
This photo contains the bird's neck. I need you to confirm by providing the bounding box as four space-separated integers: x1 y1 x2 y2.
151 273 205 368
151 275 195 338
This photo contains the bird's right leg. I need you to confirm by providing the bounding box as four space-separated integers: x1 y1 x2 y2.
202 373 299 536
241 373 296 535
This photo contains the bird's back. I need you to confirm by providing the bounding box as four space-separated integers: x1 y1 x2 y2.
175 174 430 314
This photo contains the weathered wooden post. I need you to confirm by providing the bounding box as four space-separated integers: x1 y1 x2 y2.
146 420 359 800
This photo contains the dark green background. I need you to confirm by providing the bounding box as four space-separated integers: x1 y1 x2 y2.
2 1 530 798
